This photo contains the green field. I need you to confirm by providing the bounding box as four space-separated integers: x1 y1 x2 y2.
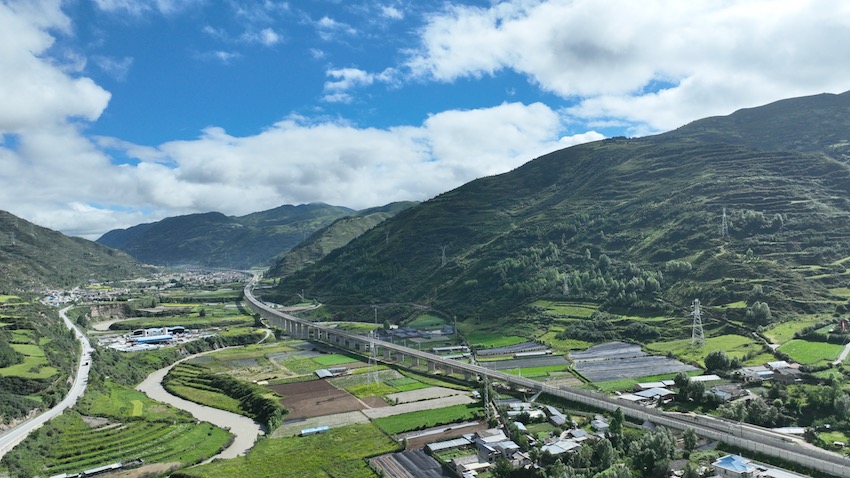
176 423 400 478
372 403 484 435
0 343 57 379
0 295 20 304
407 314 447 329
502 365 567 379
777 340 845 365
464 331 526 349
6 381 232 477
646 334 763 367
764 318 826 344
594 370 704 393
313 353 360 366
533 300 598 318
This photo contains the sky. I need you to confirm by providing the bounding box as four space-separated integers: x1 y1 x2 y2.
1 0 849 240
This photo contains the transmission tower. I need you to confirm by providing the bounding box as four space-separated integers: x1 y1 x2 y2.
721 207 729 239
440 245 447 267
483 374 492 421
563 274 570 296
691 299 705 347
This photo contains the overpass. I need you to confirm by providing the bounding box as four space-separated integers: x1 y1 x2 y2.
243 279 850 477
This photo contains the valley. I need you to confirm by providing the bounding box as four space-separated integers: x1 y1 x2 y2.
2 92 850 477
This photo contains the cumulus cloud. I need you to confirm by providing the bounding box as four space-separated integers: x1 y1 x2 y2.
0 1 594 239
407 0 850 132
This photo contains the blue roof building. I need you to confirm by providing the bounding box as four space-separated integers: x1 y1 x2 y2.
713 455 756 477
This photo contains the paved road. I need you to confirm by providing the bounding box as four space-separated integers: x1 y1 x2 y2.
136 351 264 461
0 306 93 460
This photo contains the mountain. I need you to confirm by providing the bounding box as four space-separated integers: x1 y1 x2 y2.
266 201 418 277
97 203 356 269
267 91 850 326
0 211 142 292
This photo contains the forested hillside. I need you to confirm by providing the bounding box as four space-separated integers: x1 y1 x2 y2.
268 91 850 327
0 211 142 292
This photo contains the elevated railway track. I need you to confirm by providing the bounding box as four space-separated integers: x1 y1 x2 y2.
244 278 850 477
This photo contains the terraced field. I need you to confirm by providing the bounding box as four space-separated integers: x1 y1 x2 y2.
26 410 231 478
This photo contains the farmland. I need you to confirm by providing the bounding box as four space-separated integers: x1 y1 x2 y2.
173 423 400 478
777 340 845 365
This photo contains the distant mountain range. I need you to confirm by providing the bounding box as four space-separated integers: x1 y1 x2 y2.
98 202 415 269
266 91 850 326
267 201 417 277
0 211 143 292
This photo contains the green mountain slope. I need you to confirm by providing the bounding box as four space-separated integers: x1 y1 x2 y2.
97 203 355 268
268 91 850 327
0 211 143 292
267 201 418 277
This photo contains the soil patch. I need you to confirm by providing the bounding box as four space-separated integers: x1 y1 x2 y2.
100 462 180 477
268 379 368 419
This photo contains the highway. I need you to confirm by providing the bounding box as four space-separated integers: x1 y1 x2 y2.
0 305 93 460
244 278 850 477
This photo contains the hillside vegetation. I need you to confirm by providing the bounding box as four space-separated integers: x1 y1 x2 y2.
267 201 417 277
268 91 850 332
0 211 143 292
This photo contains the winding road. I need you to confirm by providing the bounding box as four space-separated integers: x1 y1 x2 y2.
0 306 93 460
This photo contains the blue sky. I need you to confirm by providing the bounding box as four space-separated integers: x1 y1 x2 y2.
2 0 850 238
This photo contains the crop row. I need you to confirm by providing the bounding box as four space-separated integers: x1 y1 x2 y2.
55 421 157 449
50 422 174 465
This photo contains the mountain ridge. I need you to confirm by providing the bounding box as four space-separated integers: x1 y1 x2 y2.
266 91 850 328
0 211 144 292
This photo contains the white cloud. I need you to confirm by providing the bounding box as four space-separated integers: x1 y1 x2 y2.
322 66 398 102
0 1 110 134
407 0 850 132
92 55 134 81
381 5 404 20
315 16 358 41
241 27 283 46
93 0 200 16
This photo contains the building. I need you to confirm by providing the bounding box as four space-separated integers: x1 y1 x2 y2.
713 455 757 477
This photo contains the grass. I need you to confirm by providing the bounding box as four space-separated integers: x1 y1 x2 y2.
372 403 484 435
407 314 447 329
829 288 850 299
313 353 359 366
176 423 400 478
593 370 703 393
0 295 20 303
777 340 845 365
465 331 527 349
0 343 57 379
646 334 763 367
533 300 598 318
501 365 567 379
81 380 189 421
764 318 826 344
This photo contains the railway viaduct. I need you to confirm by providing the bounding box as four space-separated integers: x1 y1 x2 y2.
243 279 850 477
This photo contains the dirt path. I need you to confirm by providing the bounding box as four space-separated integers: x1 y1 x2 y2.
833 342 850 365
136 351 264 461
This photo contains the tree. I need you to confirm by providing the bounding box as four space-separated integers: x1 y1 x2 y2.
747 301 772 324
608 408 624 448
628 427 675 477
594 439 615 471
704 350 731 371
593 465 634 478
682 463 700 478
492 458 515 478
673 371 690 390
682 428 697 455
